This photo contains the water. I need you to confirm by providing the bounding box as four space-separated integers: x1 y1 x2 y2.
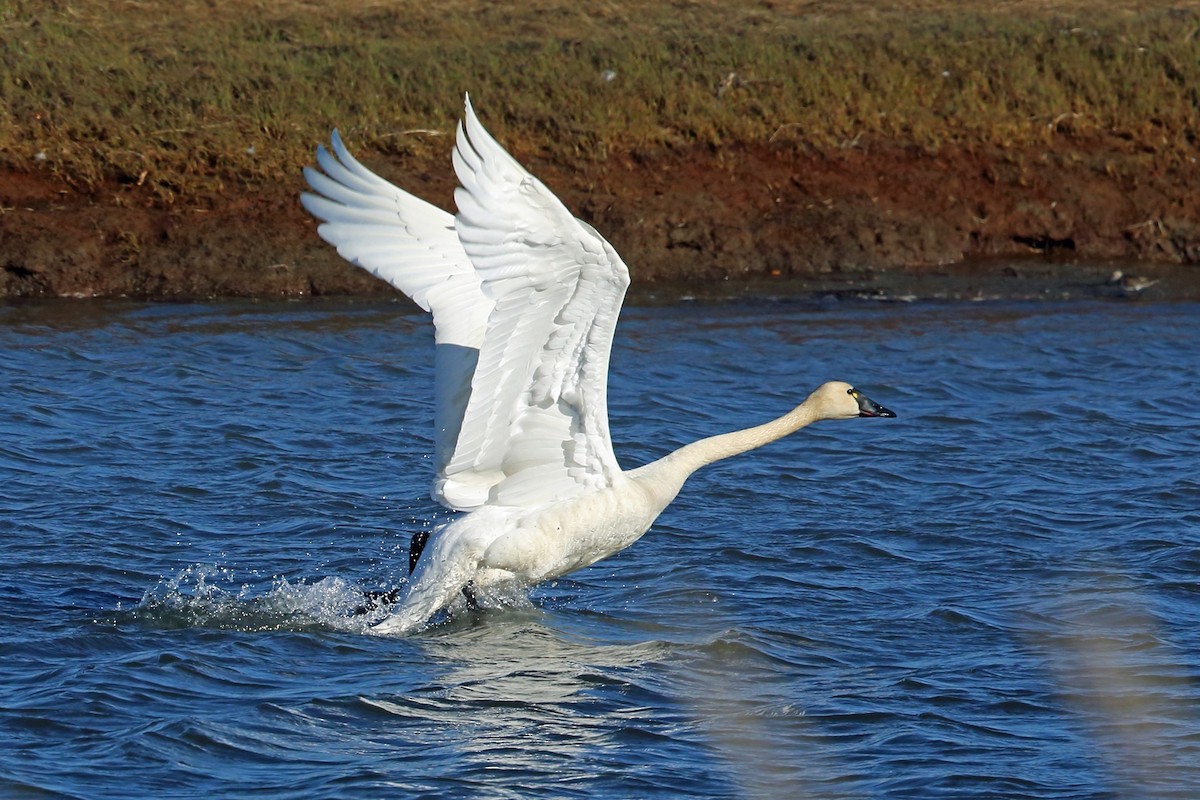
1 296 1197 799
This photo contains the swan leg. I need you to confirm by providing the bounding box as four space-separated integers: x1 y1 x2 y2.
409 530 430 573
349 531 435 616
371 563 473 635
410 528 481 609
371 522 486 636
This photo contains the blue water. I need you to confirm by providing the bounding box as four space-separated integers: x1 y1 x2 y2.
1 297 1198 799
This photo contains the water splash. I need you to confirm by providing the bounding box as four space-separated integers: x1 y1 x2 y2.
131 565 390 633
130 564 540 635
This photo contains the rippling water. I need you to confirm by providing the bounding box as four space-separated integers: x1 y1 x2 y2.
1 296 1198 799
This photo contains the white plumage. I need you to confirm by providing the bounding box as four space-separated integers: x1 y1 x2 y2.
302 94 895 635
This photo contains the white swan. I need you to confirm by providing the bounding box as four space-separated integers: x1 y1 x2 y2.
301 94 895 635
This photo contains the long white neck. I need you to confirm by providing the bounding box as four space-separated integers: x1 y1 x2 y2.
627 401 824 509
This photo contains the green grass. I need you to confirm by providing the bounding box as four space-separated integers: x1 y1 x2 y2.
1 0 1197 203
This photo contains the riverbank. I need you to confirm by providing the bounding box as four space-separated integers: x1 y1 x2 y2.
2 1 1198 299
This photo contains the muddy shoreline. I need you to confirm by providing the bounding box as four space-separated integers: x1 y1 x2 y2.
2 137 1198 302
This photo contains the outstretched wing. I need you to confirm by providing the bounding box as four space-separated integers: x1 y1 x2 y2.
301 130 492 494
300 131 489 349
438 95 631 510
302 94 631 512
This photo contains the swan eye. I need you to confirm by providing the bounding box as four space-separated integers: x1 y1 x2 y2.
847 387 858 398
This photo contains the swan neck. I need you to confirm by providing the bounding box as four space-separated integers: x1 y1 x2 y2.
631 401 821 504
677 402 818 471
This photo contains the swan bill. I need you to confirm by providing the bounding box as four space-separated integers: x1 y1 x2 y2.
850 388 896 418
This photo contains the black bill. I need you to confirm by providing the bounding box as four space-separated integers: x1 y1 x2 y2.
851 388 896 418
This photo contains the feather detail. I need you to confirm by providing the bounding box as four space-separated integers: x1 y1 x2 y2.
302 95 630 513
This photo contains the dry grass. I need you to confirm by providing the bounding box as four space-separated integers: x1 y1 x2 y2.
2 0 1198 202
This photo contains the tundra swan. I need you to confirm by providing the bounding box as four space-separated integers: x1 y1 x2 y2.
301 95 895 635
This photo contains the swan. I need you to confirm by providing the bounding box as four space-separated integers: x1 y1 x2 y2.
301 94 895 635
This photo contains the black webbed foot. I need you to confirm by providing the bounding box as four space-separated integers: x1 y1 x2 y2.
352 587 399 616
351 529 478 616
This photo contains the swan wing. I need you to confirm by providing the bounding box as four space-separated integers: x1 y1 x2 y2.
438 95 631 510
300 131 490 348
300 130 492 497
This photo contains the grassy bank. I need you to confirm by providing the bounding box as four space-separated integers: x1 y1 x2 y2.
2 0 1198 204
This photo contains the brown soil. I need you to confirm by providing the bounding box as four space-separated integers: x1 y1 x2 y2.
2 133 1198 302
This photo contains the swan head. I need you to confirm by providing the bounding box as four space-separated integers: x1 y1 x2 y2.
808 381 896 420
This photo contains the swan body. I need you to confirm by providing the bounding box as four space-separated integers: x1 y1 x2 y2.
301 95 895 635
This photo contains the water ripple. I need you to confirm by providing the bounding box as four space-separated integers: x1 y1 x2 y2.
3 299 1200 798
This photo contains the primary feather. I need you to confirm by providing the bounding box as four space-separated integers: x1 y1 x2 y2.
303 96 629 512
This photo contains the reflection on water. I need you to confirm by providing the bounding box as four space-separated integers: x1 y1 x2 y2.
370 616 672 783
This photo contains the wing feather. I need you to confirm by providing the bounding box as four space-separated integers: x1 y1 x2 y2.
436 96 630 510
301 128 491 501
302 95 630 514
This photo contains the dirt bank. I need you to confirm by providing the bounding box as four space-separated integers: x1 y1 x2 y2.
3 131 1197 301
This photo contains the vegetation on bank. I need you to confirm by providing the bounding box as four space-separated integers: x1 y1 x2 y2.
1 0 1198 204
